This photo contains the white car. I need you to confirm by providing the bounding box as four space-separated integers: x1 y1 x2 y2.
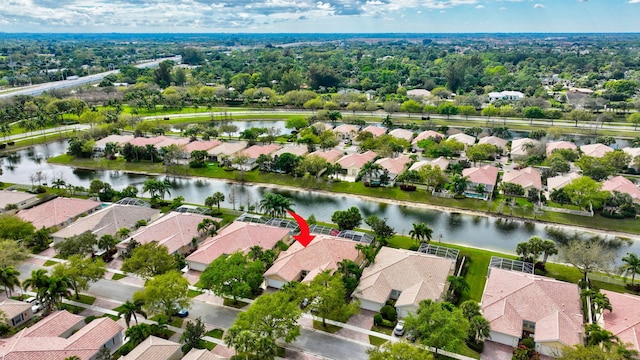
393 320 405 336
25 297 42 313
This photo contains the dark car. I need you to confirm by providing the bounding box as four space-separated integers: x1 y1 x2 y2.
176 308 189 318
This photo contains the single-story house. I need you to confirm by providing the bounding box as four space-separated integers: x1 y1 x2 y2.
94 134 134 152
186 222 291 272
352 247 455 318
412 130 445 145
448 133 476 147
409 157 450 172
580 143 613 158
312 122 333 133
333 124 360 140
481 268 583 358
478 136 508 150
488 91 525 102
184 140 223 154
0 310 123 359
264 235 364 289
546 172 581 195
0 190 39 212
389 128 414 142
546 141 577 156
207 141 247 162
51 204 161 244
406 89 431 99
336 150 378 181
375 155 412 182
121 336 181 360
360 125 386 137
308 149 344 164
501 167 542 195
601 290 640 354
602 176 640 203
127 136 165 148
273 145 308 158
154 136 191 150
17 197 102 230
0 299 33 328
117 212 220 256
462 165 500 200
623 147 640 169
234 144 282 170
510 138 541 159
183 349 228 360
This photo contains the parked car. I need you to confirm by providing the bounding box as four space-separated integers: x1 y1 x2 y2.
176 308 189 318
406 330 416 342
25 297 42 313
393 320 405 336
300 298 310 309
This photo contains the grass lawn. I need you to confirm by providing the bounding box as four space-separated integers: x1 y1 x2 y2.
222 298 249 308
150 314 184 328
206 328 224 339
369 336 387 346
188 289 202 298
312 320 341 333
43 260 57 266
73 294 96 305
111 273 127 280
371 325 393 336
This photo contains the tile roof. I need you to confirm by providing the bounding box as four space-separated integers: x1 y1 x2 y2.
409 157 450 172
274 146 308 157
546 141 577 156
127 136 164 147
502 167 543 190
184 140 223 153
238 144 282 159
511 138 540 157
0 191 37 210
447 133 476 146
0 299 31 321
407 89 431 97
17 198 101 229
546 172 581 194
462 165 499 187
361 126 386 137
117 212 219 254
389 129 414 141
308 149 344 164
94 134 134 149
375 155 411 176
353 247 454 308
481 268 583 346
337 151 378 169
602 290 640 353
65 317 122 351
154 136 190 149
187 222 290 266
207 141 247 156
602 176 640 201
183 348 228 360
478 136 508 149
23 311 84 338
412 130 445 145
264 236 362 283
51 204 160 241
333 124 360 135
121 336 181 360
623 147 640 159
580 143 613 158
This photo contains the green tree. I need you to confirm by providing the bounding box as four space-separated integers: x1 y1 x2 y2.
468 315 491 343
364 215 395 245
560 239 618 282
122 243 176 278
563 176 609 210
559 344 632 360
307 272 359 327
259 193 294 218
53 231 97 258
0 239 29 268
405 300 469 355
0 215 35 241
198 252 265 304
409 222 433 245
285 116 309 131
331 207 363 231
205 192 225 213
118 299 148 328
180 317 206 353
627 112 640 130
53 255 106 299
620 252 640 285
97 234 118 255
0 266 20 297
22 268 50 302
367 342 434 360
133 270 190 320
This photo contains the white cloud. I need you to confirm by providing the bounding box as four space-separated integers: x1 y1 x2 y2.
533 3 545 8
630 0 640 3
476 4 484 8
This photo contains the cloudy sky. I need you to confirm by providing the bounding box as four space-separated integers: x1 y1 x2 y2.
1 0 639 33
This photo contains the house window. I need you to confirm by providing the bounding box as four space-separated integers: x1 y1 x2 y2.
11 314 23 326
390 289 402 300
300 270 309 281
522 320 536 339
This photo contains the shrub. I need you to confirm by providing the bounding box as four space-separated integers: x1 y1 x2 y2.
373 313 383 326
521 337 535 349
380 305 397 323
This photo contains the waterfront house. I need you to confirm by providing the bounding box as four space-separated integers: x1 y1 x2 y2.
389 128 414 142
336 150 378 181
462 165 499 200
545 141 577 156
360 125 387 137
580 143 613 158
207 141 247 162
478 136 508 150
601 176 640 203
17 197 102 230
0 190 39 212
501 167 543 195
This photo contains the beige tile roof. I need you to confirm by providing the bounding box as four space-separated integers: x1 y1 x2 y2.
121 336 181 360
602 176 640 201
0 299 31 321
274 146 308 157
623 147 640 159
238 144 282 159
375 155 411 176
207 141 247 157
184 140 223 153
502 167 542 190
183 348 228 360
154 136 190 149
0 191 37 210
481 268 583 346
448 133 476 146
547 172 581 194
389 128 414 141
602 290 640 352
51 204 160 241
478 136 507 149
546 141 577 156
187 222 290 267
264 236 363 283
353 247 454 308
308 149 344 164
361 126 386 137
511 138 540 157
462 165 499 187
17 198 101 229
409 157 450 172
333 124 360 135
65 317 122 351
23 311 83 338
337 151 378 169
94 134 134 149
117 212 220 254
412 130 444 144
127 136 164 147
580 143 613 158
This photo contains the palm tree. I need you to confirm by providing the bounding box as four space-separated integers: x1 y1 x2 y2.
23 269 50 302
117 227 131 240
205 192 225 213
469 315 491 343
540 239 558 265
97 235 118 255
460 300 481 320
44 276 72 311
0 267 21 297
447 275 470 297
585 323 620 351
118 299 148 328
259 193 294 218
450 174 470 196
621 252 640 285
357 160 384 184
197 218 221 237
0 123 11 140
125 323 152 345
104 142 121 160
408 222 433 245
51 178 66 193
248 246 264 261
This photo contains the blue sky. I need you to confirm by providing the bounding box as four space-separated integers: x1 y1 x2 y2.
1 0 639 33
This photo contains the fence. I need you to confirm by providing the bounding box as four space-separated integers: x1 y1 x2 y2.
540 205 593 217
432 191 454 199
588 273 627 286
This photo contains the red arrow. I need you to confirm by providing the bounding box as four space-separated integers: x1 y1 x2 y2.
287 210 316 248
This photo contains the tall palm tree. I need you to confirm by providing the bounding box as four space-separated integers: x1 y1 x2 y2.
408 222 433 245
469 315 491 343
23 269 50 302
97 235 118 255
447 275 470 297
460 300 481 321
44 276 72 311
621 252 640 285
540 239 558 265
259 193 294 218
585 323 620 351
0 267 21 297
118 299 148 328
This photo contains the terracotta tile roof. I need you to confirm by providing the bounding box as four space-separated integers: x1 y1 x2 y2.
337 151 378 169
546 141 577 156
0 299 31 320
361 126 386 137
602 290 640 352
478 136 508 149
447 133 476 146
481 269 583 346
602 176 640 201
51 205 160 241
375 155 411 176
264 236 363 283
17 198 101 229
547 172 581 194
462 165 499 187
127 136 164 147
207 142 247 156
412 130 444 144
308 149 344 164
23 311 84 338
154 136 190 149
238 144 282 159
580 143 613 158
121 336 181 360
502 167 543 190
94 134 134 149
183 348 228 360
409 157 450 172
187 222 290 266
66 317 122 351
333 124 360 135
389 129 414 141
0 191 37 210
511 138 540 157
353 247 454 307
184 140 223 153
117 212 220 254
274 146 308 157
